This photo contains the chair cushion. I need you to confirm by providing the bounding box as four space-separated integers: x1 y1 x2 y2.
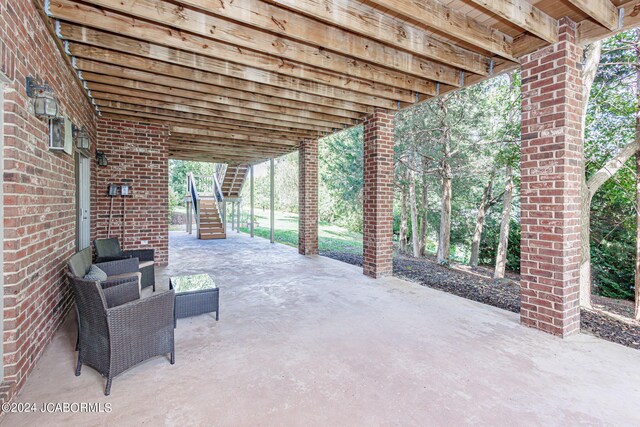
139 260 154 268
95 238 123 258
68 247 93 277
84 265 108 282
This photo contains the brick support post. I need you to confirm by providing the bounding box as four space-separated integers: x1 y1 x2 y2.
519 18 583 337
363 108 395 278
299 139 318 255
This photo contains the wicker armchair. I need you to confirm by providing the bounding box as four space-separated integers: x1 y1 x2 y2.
67 273 175 396
95 238 156 291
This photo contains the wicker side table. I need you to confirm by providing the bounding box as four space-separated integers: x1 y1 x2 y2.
169 273 219 327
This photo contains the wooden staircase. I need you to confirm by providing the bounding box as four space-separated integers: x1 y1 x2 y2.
220 165 248 198
186 172 227 240
198 197 226 240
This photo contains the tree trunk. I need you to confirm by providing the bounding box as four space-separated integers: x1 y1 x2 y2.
636 152 640 320
409 159 420 257
578 41 602 308
419 158 429 256
494 166 514 279
470 176 494 267
399 166 409 254
635 32 640 321
436 156 452 264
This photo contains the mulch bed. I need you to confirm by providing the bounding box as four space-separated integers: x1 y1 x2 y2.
320 250 640 350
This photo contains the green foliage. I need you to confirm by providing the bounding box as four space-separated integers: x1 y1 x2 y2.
168 160 216 206
318 127 364 232
478 218 521 272
240 152 299 213
584 30 639 300
589 156 636 300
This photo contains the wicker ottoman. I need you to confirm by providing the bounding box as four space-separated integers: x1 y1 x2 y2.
169 273 219 327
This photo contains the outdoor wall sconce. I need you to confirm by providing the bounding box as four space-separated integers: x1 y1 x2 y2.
26 76 58 118
96 150 108 166
73 125 90 150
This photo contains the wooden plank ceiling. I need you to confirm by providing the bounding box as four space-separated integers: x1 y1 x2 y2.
40 0 639 164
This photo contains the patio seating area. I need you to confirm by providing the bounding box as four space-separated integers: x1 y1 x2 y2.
5 232 639 425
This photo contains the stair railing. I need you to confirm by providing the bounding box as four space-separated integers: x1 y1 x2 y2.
187 172 201 238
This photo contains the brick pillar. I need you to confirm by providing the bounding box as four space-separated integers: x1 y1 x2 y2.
519 18 583 337
299 138 318 255
363 108 395 278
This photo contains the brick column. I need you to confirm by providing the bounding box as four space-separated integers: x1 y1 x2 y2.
363 108 395 278
299 139 318 255
519 18 583 337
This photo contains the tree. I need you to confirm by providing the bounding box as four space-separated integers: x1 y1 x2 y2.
494 166 514 279
581 32 639 308
399 166 409 253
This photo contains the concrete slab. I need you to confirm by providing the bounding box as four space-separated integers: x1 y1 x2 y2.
3 231 640 426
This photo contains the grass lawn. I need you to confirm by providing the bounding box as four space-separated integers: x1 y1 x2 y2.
238 210 362 254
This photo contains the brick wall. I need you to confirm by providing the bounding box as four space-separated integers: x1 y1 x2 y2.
519 18 583 337
93 118 170 265
363 108 395 278
298 139 318 255
0 0 97 404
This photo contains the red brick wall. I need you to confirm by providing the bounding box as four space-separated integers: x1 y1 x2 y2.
363 108 395 278
93 118 170 265
298 139 318 255
519 18 583 337
1 0 96 403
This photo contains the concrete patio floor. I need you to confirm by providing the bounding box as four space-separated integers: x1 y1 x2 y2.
4 231 640 426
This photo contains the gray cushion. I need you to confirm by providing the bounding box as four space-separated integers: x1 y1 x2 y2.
84 265 108 282
139 260 154 268
68 247 92 277
95 238 123 258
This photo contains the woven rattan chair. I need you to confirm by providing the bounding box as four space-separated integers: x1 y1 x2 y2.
68 272 175 395
67 248 175 395
95 238 156 291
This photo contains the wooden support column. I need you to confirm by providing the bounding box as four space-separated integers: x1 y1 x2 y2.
270 158 275 244
298 139 318 255
519 18 583 337
186 200 192 234
250 165 255 238
363 108 395 278
231 201 235 231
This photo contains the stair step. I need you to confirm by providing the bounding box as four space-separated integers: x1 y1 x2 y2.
200 226 224 231
200 233 226 240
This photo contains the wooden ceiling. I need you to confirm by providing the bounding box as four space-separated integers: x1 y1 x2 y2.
39 0 640 164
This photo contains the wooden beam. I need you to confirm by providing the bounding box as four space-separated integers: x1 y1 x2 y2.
75 58 373 115
97 104 324 137
169 141 293 157
170 123 309 141
88 83 343 129
170 154 273 164
31 0 94 110
169 150 274 163
168 143 290 159
169 140 293 155
79 68 361 120
84 78 354 125
171 126 299 147
366 0 515 60
66 43 399 108
466 0 558 43
567 0 619 31
579 0 640 46
169 137 295 151
178 0 484 78
49 0 440 95
92 94 334 132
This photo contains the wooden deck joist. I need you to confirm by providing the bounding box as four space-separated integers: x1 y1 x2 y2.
38 0 637 163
